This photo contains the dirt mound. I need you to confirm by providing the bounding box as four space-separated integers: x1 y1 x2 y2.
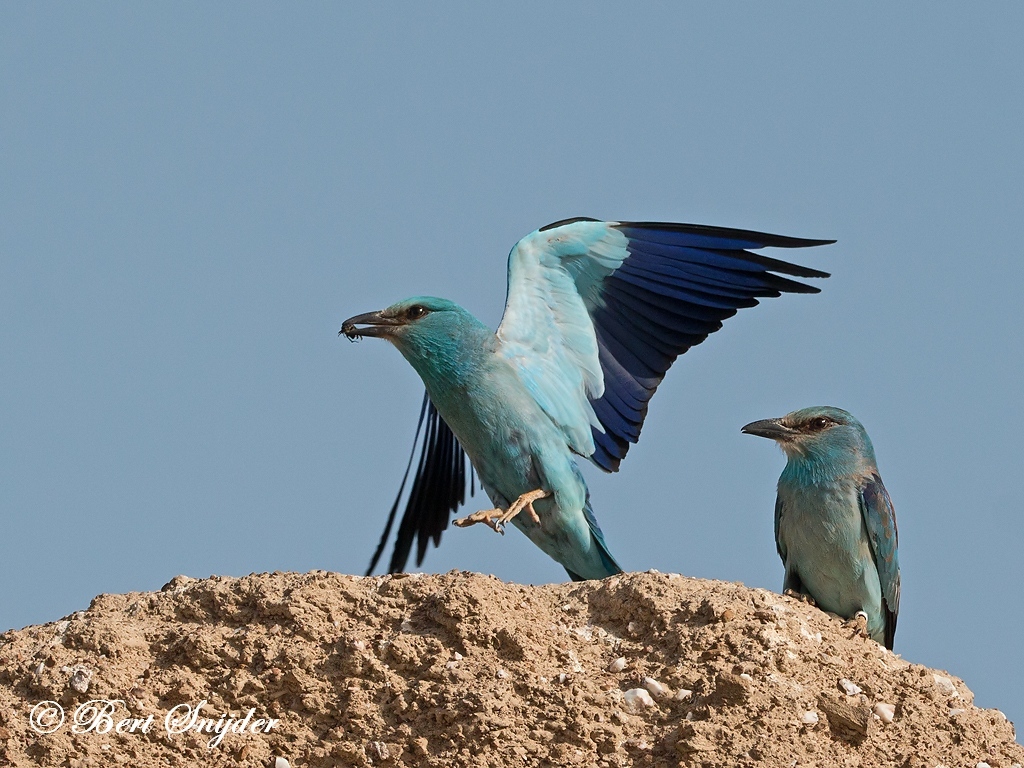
0 570 1019 768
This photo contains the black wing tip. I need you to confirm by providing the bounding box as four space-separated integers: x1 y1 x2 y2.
780 265 831 280
616 221 836 249
732 253 831 281
538 216 600 232
885 609 897 650
786 282 823 294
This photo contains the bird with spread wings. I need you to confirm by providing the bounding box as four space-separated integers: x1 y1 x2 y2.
341 217 832 580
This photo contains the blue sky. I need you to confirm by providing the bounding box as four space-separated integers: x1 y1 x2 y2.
2 3 1022 732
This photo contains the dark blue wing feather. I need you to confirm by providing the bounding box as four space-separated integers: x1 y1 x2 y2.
774 494 786 563
365 391 474 575
590 221 831 471
858 473 900 649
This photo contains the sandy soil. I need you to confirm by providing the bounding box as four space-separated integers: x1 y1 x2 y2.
0 570 1019 767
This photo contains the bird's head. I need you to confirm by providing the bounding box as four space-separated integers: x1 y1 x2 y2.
742 406 876 468
340 296 469 343
341 296 492 378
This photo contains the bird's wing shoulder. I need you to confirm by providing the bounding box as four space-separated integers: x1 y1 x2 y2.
366 392 473 576
497 218 831 471
858 473 900 647
496 219 613 458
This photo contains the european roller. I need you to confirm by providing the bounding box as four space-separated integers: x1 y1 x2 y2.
742 406 900 648
341 218 831 581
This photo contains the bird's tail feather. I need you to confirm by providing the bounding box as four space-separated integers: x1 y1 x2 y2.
364 394 431 576
365 391 474 576
580 497 623 578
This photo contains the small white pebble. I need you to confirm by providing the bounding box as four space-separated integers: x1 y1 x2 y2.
800 625 822 643
453 652 464 661
739 673 752 682
932 674 958 698
646 568 661 574
873 702 895 723
627 621 640 635
558 673 567 684
275 759 291 768
400 619 413 632
839 678 863 696
801 710 819 725
69 667 92 694
608 657 627 673
353 640 366 652
572 626 594 641
977 763 992 768
643 677 669 698
496 668 508 679
949 708 967 717
623 688 655 710
674 688 693 702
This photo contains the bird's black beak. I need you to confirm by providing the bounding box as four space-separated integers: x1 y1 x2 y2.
741 418 797 441
339 310 402 341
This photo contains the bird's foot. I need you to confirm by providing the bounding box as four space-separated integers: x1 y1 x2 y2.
497 489 549 529
784 589 817 607
453 508 507 534
842 610 870 640
452 489 550 535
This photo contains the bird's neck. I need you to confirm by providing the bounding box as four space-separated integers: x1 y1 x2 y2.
394 317 497 395
780 444 875 487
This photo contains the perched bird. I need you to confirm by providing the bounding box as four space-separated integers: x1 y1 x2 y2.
742 406 900 648
342 217 831 580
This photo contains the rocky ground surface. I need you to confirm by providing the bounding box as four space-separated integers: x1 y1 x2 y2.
0 570 1020 768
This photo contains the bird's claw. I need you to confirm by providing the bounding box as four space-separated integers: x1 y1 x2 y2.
453 509 507 535
452 489 550 536
842 610 870 639
498 489 548 527
784 588 817 607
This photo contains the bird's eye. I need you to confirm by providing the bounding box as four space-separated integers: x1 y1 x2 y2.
807 417 832 431
405 305 428 320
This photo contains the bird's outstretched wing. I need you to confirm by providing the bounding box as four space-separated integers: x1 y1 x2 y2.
365 391 474 575
498 218 833 471
859 473 900 649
